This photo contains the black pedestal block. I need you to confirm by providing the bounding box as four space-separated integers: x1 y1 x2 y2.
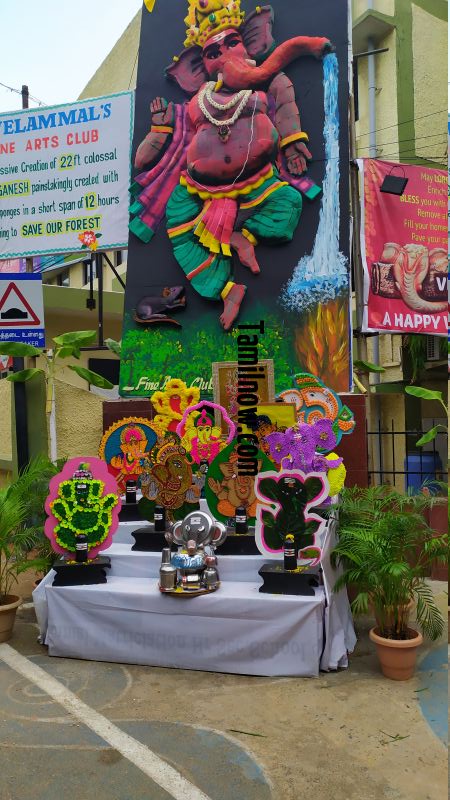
131 524 168 551
220 528 259 555
258 563 319 596
52 556 111 586
131 525 260 554
119 502 140 522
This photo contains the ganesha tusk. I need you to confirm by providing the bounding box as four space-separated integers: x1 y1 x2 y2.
214 72 224 92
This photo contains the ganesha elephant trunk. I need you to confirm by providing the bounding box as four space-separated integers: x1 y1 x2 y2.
222 36 331 89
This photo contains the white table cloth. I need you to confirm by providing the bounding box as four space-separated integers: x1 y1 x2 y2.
43 577 325 676
33 518 356 676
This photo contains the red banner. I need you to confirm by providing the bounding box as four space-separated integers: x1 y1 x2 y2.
359 159 447 335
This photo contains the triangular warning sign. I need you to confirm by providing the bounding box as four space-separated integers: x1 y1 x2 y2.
0 282 40 326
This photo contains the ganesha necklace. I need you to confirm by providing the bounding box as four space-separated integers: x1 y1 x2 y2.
199 82 252 142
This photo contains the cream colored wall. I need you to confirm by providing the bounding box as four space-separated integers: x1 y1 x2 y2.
44 311 123 344
70 262 84 289
412 5 448 165
0 375 110 468
380 393 406 491
54 380 104 460
44 257 125 293
355 29 398 161
367 334 403 384
374 31 398 161
353 0 395 17
365 389 406 490
0 380 12 461
79 11 141 99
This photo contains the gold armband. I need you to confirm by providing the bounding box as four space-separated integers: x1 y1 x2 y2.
150 125 174 134
280 131 309 149
241 228 258 246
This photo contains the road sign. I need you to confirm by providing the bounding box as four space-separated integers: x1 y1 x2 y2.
0 355 13 371
0 273 45 348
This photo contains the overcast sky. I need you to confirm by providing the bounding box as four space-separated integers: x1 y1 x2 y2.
0 0 142 114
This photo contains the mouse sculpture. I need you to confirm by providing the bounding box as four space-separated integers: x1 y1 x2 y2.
134 285 186 326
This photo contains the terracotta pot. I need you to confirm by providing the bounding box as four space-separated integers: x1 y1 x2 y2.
0 595 22 643
369 627 423 681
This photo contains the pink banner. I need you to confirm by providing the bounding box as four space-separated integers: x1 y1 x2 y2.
359 159 447 335
0 259 23 274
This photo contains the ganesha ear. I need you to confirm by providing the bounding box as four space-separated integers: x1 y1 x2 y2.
165 47 208 94
241 5 275 61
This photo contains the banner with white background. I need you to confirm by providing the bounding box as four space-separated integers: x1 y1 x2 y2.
0 92 133 258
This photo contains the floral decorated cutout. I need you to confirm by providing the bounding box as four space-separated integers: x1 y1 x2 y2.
278 372 356 446
254 469 329 562
44 457 121 558
265 418 342 474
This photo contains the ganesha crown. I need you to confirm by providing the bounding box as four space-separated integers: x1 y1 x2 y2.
184 0 245 48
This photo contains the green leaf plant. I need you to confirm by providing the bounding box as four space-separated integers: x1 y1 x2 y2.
0 332 114 461
353 360 386 374
105 338 122 358
0 455 61 604
331 486 447 641
404 386 448 447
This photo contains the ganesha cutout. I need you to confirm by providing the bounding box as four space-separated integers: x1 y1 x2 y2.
130 1 331 329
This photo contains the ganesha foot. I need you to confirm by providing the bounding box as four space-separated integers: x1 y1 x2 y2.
220 284 247 330
231 232 260 274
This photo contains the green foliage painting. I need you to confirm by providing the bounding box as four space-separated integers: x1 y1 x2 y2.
120 305 295 397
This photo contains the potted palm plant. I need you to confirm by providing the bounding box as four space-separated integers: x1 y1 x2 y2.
0 456 57 642
331 486 447 680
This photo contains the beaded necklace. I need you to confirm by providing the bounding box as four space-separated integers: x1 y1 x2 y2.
198 82 252 142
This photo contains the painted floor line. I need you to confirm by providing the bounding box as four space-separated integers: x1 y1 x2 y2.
0 643 212 800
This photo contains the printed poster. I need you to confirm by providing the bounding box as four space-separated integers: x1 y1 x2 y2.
359 158 447 335
0 92 134 259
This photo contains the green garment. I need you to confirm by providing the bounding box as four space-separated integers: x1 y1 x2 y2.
166 173 302 300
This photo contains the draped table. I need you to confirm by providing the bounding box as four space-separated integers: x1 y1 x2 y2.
33 517 356 677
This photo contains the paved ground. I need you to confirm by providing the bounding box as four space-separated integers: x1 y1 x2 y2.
0 583 447 800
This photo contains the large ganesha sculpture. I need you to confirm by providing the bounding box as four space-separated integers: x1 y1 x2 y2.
130 0 332 329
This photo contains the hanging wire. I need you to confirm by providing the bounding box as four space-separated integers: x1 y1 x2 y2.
356 131 447 152
0 80 45 107
308 148 447 164
356 108 445 138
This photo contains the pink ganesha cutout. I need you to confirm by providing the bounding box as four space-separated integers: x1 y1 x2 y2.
44 457 122 559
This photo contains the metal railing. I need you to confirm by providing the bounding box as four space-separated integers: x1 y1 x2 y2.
367 419 447 491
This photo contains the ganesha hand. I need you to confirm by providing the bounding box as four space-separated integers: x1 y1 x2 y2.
285 141 312 175
208 477 222 494
150 98 174 128
135 99 175 169
322 40 335 56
